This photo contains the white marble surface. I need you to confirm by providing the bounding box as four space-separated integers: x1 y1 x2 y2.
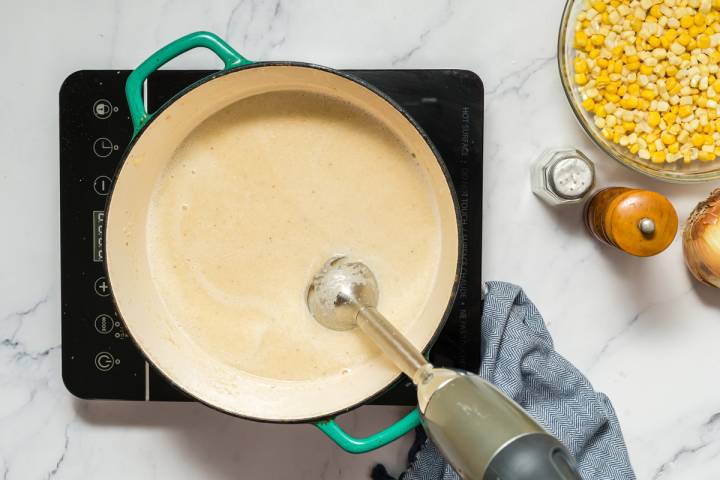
1 0 719 478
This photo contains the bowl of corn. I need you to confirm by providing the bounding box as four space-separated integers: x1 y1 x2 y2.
559 0 720 182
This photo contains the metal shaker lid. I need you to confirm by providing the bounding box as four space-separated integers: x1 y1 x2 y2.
549 156 594 200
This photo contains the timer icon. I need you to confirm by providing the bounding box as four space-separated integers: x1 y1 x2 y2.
92 137 117 158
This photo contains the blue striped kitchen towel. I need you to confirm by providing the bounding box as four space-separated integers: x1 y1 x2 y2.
372 281 635 480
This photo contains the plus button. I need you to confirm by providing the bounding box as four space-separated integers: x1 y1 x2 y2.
93 277 111 297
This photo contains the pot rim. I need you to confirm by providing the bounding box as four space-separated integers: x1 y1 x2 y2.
103 61 464 424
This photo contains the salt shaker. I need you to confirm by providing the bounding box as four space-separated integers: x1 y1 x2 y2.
531 148 595 206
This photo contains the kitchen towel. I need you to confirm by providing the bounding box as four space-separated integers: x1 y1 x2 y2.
372 281 636 480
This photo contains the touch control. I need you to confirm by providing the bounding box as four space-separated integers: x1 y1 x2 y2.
92 137 117 158
92 99 116 119
93 176 111 195
93 276 111 297
94 314 114 334
94 351 118 372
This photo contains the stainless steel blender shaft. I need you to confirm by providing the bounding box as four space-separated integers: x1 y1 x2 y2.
306 256 581 480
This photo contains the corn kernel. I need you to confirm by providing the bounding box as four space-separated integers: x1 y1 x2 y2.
582 98 596 111
575 58 588 74
641 89 656 100
699 151 716 161
692 133 706 146
679 105 693 117
699 35 712 49
661 132 677 145
575 73 588 85
681 16 694 29
621 96 639 109
640 64 654 75
648 111 662 126
651 151 667 163
668 142 680 154
575 31 588 48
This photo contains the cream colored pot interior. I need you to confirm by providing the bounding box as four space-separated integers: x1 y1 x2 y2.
106 65 459 421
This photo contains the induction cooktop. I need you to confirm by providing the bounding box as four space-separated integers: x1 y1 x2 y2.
59 69 484 405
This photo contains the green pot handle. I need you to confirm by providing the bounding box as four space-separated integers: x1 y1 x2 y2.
125 31 252 135
127 30 419 454
315 408 421 454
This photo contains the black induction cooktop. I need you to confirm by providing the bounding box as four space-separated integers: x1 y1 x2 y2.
59 69 484 405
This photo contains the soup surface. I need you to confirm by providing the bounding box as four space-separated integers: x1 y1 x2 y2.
147 90 441 380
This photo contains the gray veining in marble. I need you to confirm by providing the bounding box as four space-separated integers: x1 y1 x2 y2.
1 1 720 478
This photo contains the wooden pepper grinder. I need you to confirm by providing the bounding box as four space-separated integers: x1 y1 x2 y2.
584 187 679 257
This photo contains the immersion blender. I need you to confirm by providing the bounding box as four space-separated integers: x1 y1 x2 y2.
307 257 581 480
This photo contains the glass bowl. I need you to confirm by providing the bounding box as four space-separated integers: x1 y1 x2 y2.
558 0 720 183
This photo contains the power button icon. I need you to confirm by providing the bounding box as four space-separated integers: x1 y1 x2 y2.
94 351 118 372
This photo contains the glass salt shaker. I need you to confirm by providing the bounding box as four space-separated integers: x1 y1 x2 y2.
531 148 595 206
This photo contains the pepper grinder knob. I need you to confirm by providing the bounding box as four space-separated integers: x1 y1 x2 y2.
638 217 656 237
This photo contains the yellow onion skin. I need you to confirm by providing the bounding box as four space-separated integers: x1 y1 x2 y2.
683 189 720 289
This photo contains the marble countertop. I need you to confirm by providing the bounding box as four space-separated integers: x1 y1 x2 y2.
1 0 719 478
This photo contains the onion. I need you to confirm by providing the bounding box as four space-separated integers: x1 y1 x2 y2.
683 188 720 288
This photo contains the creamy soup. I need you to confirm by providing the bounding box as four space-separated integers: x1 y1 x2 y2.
147 90 441 381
